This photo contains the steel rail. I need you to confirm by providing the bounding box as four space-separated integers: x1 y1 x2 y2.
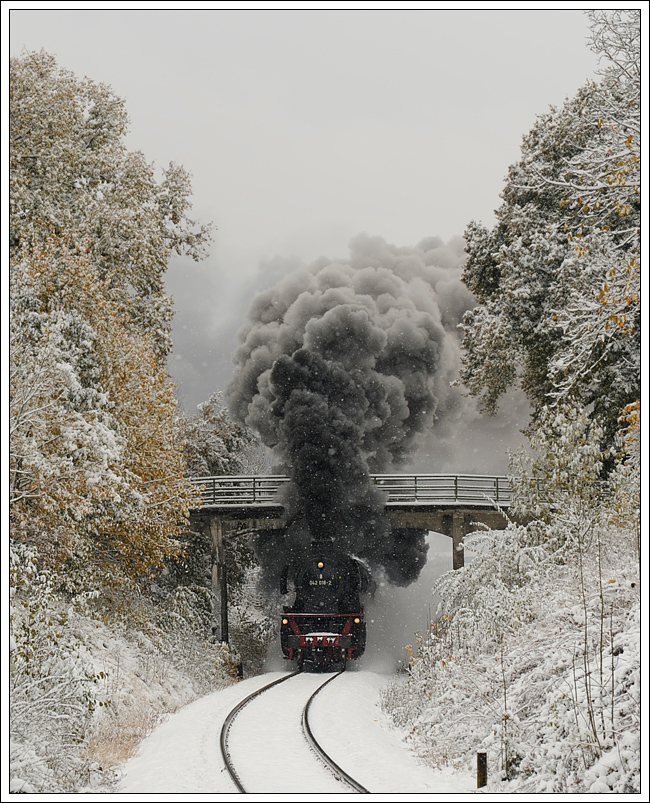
302 672 370 794
219 672 298 793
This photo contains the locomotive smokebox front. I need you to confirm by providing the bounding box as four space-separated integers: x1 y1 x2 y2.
279 550 367 671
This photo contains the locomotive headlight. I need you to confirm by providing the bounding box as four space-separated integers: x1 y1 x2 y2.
282 618 288 625
317 561 324 569
354 618 361 624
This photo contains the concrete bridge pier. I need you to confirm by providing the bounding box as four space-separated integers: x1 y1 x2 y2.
207 517 229 644
451 510 470 571
196 511 283 644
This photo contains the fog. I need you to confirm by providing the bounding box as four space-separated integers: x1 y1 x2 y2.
361 532 453 672
9 7 601 448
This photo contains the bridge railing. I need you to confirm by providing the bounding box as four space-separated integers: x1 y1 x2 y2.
192 473 512 508
192 475 291 506
373 474 511 505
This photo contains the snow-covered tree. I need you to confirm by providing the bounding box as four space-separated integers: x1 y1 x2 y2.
178 392 260 478
10 50 212 357
508 404 606 521
383 397 640 790
459 10 640 453
382 525 640 792
381 15 641 790
9 51 214 587
603 400 640 565
10 239 197 588
10 242 127 557
175 392 268 625
9 544 104 793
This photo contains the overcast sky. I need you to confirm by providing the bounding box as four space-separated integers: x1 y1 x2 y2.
8 3 623 471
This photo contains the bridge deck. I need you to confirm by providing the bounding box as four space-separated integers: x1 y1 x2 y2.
191 473 512 510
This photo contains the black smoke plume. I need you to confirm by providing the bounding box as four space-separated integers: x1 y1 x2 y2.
226 234 472 588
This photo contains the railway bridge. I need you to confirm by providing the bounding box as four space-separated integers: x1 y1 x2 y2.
189 474 515 640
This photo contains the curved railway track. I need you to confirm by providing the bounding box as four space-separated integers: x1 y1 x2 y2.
220 671 369 794
302 671 369 793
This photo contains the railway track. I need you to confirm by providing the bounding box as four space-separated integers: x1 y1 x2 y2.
220 671 369 794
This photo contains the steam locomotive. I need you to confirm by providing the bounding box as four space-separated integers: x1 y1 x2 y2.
280 550 367 672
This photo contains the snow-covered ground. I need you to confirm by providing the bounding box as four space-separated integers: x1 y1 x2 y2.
117 669 475 795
